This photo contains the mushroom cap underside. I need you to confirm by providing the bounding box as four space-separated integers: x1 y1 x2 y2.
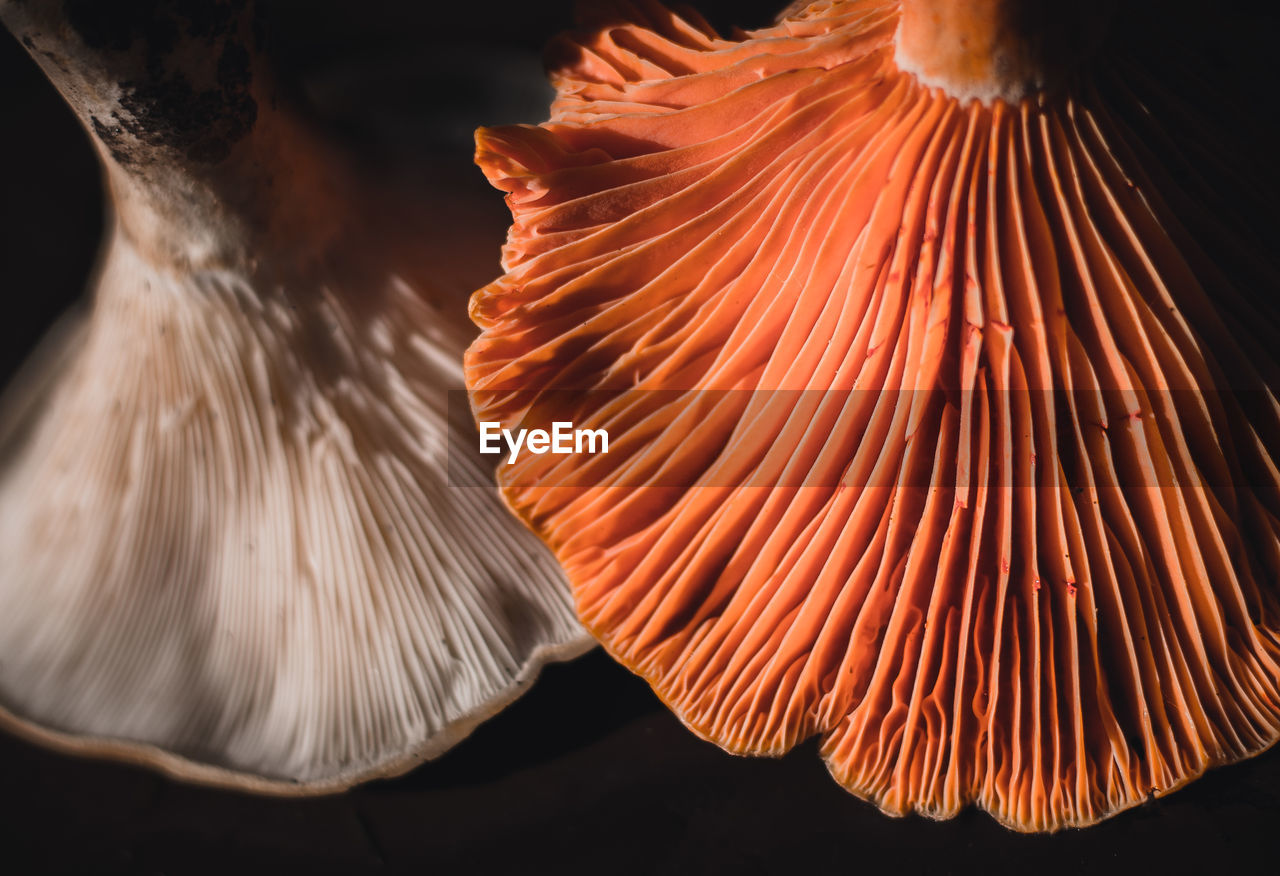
0 222 593 792
0 0 594 790
466 0 1280 831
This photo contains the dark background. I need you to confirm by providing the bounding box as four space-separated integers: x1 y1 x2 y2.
3 1 1280 873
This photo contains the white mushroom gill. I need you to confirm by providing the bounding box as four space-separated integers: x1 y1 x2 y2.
0 0 590 791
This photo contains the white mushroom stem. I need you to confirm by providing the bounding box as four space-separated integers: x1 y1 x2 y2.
0 0 589 790
3 0 343 269
894 0 1113 104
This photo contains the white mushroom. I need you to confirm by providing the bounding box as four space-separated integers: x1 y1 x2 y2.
0 0 589 792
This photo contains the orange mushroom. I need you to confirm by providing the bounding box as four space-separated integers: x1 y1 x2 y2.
467 0 1280 830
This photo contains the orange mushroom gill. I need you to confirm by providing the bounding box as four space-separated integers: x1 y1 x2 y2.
466 0 1280 830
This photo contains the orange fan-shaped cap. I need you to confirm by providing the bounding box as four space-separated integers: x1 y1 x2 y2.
467 0 1280 830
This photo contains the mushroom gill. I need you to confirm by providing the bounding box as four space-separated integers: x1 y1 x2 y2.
0 0 590 792
466 0 1280 830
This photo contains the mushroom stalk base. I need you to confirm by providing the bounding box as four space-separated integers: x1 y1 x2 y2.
894 0 1112 103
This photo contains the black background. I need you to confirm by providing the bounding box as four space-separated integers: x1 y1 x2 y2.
3 2 1280 873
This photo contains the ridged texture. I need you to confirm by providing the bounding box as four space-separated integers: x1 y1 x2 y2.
0 223 590 792
467 0 1280 830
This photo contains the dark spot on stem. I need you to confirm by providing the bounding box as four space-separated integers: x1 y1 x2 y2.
66 1 258 164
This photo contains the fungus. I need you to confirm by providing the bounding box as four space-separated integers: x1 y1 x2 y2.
0 0 589 792
467 0 1280 830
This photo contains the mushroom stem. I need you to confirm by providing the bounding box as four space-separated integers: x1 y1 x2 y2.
1 0 344 270
894 0 1113 103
